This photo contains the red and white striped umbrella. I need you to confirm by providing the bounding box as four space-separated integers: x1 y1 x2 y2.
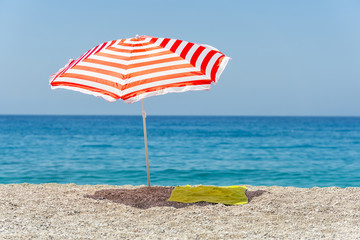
49 35 230 186
50 35 230 103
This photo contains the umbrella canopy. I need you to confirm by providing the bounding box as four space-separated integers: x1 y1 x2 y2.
49 35 230 186
50 35 230 103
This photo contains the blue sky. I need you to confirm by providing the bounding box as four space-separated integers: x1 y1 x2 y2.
1 0 359 116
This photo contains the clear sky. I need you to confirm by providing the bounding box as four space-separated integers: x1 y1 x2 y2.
1 0 359 116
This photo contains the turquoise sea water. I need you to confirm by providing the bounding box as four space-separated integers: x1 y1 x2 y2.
0 115 359 187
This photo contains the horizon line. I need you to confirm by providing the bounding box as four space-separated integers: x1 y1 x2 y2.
1 114 360 118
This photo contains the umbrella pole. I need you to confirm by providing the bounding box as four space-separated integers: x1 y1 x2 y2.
142 99 151 187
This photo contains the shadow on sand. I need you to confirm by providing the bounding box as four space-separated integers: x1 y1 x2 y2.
84 187 268 209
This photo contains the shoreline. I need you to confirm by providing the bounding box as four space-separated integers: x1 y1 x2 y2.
0 184 359 239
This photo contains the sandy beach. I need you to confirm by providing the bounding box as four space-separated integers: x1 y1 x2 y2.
0 184 359 239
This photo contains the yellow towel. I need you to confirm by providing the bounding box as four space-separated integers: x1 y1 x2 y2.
167 185 248 205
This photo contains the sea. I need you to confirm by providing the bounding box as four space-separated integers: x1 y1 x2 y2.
0 115 359 188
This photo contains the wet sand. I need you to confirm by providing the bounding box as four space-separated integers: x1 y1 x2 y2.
0 184 359 239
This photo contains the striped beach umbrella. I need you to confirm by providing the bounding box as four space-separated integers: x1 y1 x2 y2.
50 35 230 186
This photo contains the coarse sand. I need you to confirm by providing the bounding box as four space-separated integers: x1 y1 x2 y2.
0 183 359 239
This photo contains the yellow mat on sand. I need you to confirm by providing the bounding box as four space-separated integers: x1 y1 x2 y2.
167 185 248 205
